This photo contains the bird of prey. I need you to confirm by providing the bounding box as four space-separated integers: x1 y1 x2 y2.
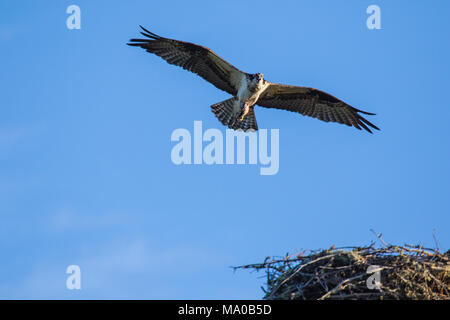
127 26 379 133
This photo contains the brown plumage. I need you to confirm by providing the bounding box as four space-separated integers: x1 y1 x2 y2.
128 26 379 133
258 84 379 133
127 25 244 96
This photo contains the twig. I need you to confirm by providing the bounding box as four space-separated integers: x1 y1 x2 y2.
318 273 367 300
432 229 440 253
370 229 390 247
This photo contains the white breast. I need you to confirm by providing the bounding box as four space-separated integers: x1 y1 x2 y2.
236 74 252 102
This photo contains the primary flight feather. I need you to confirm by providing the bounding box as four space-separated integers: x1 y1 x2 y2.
127 26 379 133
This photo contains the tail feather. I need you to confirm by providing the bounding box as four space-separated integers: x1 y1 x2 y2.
211 98 258 132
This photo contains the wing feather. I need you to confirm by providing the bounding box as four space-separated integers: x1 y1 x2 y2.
127 26 245 95
258 84 379 133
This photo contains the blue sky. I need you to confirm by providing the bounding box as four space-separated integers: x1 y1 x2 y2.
1 0 449 299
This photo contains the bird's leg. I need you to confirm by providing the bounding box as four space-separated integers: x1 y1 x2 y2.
238 102 250 122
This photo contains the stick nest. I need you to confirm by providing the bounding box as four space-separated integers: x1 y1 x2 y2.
235 244 450 300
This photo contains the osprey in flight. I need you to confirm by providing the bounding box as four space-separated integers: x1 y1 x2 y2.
128 26 379 133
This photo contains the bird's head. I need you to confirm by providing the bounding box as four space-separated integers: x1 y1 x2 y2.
253 73 265 87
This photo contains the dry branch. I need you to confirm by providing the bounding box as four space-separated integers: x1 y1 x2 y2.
235 244 450 300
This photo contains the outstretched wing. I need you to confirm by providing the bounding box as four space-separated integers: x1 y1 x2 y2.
257 84 379 133
127 26 246 96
